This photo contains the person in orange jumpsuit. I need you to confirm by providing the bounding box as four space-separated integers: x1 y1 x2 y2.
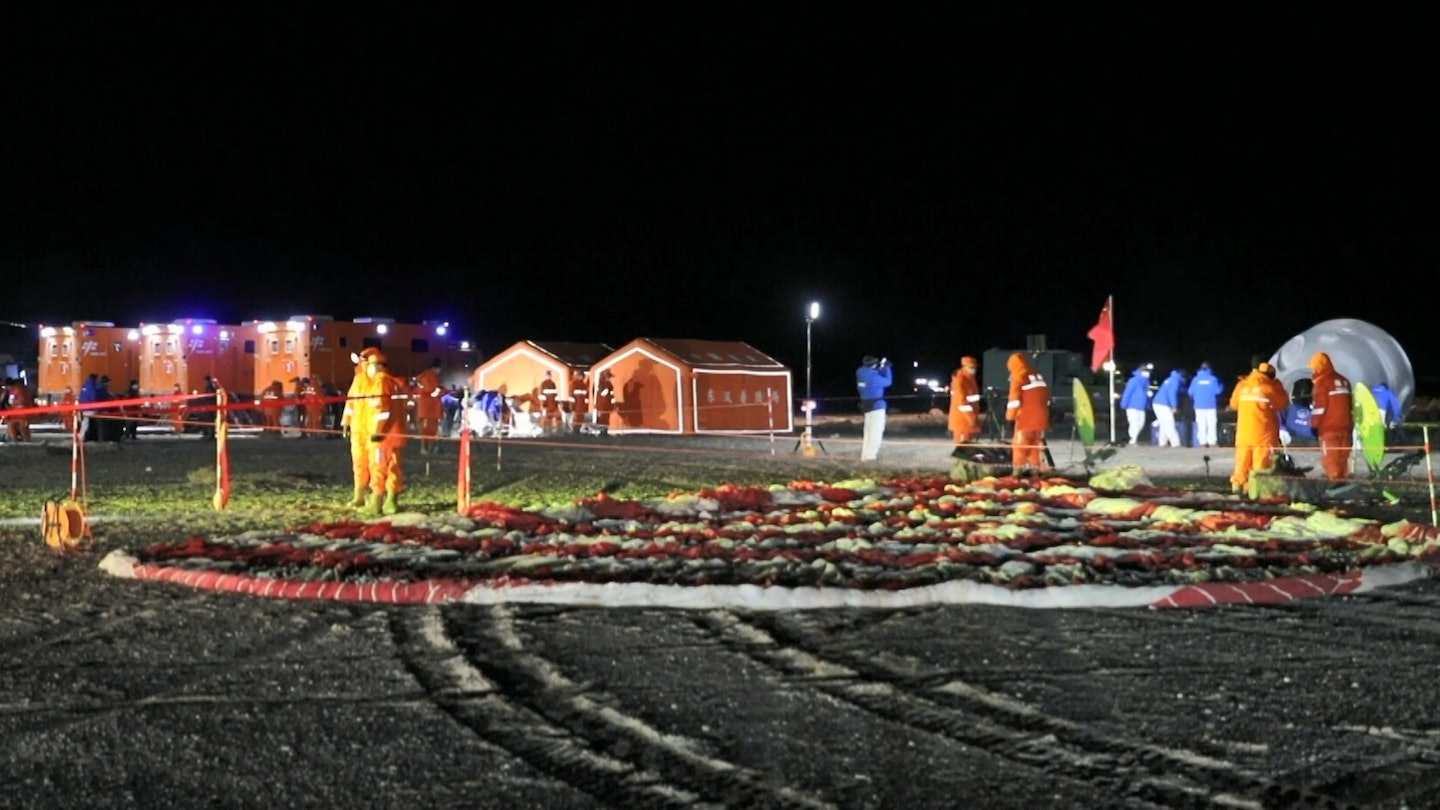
948 356 982 445
339 356 371 507
1307 351 1354 481
288 377 305 433
1228 361 1290 495
301 377 327 439
119 379 141 441
60 386 78 435
167 383 187 434
355 349 408 516
5 378 34 442
1004 352 1050 474
195 375 220 439
412 358 444 454
259 380 285 434
593 369 615 434
569 371 590 433
536 371 561 433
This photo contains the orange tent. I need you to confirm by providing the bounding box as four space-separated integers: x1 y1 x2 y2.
469 341 613 411
591 338 793 435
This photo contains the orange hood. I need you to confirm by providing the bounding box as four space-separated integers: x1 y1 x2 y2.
1007 353 1033 377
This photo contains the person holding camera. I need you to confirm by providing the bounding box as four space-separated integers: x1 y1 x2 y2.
855 355 893 461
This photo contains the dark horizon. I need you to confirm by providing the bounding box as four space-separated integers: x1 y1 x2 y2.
5 7 1436 402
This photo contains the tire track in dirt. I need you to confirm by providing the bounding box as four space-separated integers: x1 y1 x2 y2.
1124 601 1440 807
693 609 1305 809
1092 599 1440 652
390 605 834 810
0 600 373 745
0 591 214 658
1309 725 1440 808
759 607 1440 808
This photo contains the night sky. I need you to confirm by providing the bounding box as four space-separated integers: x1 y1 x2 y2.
5 7 1437 400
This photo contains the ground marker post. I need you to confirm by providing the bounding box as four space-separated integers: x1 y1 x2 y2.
213 388 230 510
766 391 776 455
1425 425 1436 526
457 388 471 513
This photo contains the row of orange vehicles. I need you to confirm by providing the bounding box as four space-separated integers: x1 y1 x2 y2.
35 316 478 411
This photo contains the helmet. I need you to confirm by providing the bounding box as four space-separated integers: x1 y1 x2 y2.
862 355 879 368
961 356 978 368
360 348 387 366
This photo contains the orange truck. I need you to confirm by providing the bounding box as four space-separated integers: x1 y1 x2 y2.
136 319 260 397
252 315 461 399
37 321 142 404
38 317 478 425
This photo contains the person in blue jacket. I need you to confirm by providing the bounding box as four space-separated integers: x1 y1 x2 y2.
1370 382 1402 429
78 373 101 441
1187 362 1224 447
855 355 893 461
1152 369 1185 447
1119 363 1154 446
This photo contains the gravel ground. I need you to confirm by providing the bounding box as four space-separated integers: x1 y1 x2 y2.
2 418 1439 809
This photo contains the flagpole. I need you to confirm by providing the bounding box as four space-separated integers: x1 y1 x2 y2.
1108 297 1116 443
1086 294 1117 444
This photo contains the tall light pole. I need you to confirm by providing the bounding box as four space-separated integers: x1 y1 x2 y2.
799 301 822 456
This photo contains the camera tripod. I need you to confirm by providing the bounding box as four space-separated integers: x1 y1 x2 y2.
792 422 827 456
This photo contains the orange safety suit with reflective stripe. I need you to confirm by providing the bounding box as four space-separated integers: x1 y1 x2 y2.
260 380 284 432
1228 367 1290 490
302 378 326 437
359 366 408 497
594 371 615 430
537 374 561 431
6 380 33 442
1004 353 1050 471
60 388 78 434
949 360 981 444
1308 352 1353 481
413 367 443 441
340 364 370 493
570 373 590 430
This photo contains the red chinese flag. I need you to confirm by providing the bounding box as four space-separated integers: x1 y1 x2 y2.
1086 296 1114 372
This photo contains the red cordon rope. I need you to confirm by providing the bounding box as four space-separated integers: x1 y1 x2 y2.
1149 571 1366 608
126 563 476 603
118 561 1429 609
